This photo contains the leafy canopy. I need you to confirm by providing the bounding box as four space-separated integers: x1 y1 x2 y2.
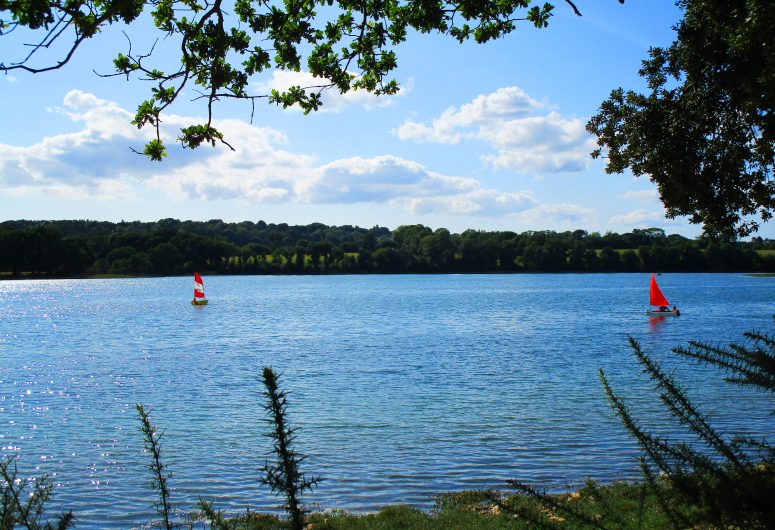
588 0 775 239
0 0 590 161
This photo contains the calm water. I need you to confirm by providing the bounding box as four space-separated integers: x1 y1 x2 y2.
1 273 773 528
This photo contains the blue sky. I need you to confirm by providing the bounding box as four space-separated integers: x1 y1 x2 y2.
4 2 763 237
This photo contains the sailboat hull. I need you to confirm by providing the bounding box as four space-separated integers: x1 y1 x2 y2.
191 299 208 306
646 308 679 316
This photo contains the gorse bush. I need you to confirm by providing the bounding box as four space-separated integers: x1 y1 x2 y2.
133 367 321 530
0 455 74 530
602 326 775 529
505 322 775 529
673 327 775 406
136 404 174 529
259 367 322 530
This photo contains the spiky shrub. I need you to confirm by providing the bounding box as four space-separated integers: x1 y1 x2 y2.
136 404 173 530
196 499 228 530
504 324 775 529
600 332 775 528
0 455 74 529
599 329 775 529
672 327 775 405
260 367 322 530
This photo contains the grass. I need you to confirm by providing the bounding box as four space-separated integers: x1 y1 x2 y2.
207 481 680 529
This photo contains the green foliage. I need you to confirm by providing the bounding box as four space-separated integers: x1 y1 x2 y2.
588 0 775 238
597 327 775 529
178 124 225 149
502 325 775 529
260 367 322 530
1 219 774 277
0 455 74 530
196 501 292 529
672 328 775 404
142 139 167 161
136 404 173 530
285 485 684 529
196 499 230 529
1 1 584 159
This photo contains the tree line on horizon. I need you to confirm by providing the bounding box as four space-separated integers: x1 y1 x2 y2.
1 219 774 278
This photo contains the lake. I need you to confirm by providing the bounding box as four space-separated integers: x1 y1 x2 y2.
1 273 773 528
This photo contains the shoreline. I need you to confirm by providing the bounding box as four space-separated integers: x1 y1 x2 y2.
2 270 774 281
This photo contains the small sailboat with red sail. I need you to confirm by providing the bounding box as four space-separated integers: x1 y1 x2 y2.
191 272 208 306
646 273 679 316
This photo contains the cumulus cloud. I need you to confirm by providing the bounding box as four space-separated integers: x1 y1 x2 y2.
517 203 596 226
609 209 666 226
0 90 151 195
296 155 536 215
394 86 596 173
395 189 536 216
622 189 660 203
144 116 314 203
0 90 536 217
300 155 477 202
253 70 400 112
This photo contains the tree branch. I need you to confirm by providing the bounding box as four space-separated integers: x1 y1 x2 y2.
564 0 582 16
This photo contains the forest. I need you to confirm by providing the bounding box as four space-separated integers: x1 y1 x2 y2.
1 219 774 277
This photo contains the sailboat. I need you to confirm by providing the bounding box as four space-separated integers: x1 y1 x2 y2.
191 272 208 306
646 273 679 316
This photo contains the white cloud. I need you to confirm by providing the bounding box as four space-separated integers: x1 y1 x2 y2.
622 189 660 203
609 208 666 226
0 91 536 217
0 91 152 195
143 117 314 202
296 155 536 215
394 86 595 173
300 155 475 201
516 203 596 226
253 70 400 112
606 207 694 234
396 189 536 216
393 117 461 144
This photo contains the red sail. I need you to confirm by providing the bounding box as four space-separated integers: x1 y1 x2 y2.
649 274 669 307
193 272 205 298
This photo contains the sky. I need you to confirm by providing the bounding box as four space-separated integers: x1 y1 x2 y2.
3 1 767 238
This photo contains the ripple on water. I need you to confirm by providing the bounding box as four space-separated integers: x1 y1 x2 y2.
0 274 773 528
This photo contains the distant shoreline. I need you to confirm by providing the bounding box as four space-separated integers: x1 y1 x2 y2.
2 271 774 281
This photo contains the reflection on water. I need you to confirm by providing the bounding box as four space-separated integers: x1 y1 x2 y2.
648 315 668 332
1 273 773 528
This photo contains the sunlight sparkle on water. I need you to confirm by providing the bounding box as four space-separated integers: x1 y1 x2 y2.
1 274 773 529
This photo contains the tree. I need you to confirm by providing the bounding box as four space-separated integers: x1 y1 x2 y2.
420 228 456 271
148 242 184 275
598 246 620 271
588 0 775 239
393 224 432 270
1 1 590 160
373 246 403 272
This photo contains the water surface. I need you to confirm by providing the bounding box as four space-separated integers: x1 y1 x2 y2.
1 273 773 528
